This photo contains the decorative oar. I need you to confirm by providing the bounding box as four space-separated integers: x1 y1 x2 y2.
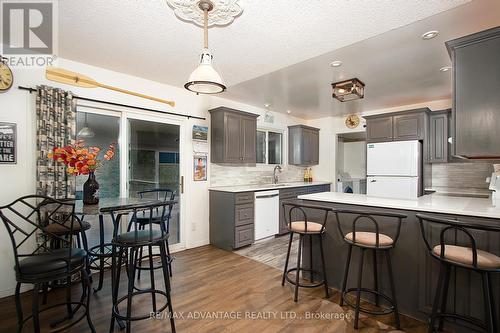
46 67 175 107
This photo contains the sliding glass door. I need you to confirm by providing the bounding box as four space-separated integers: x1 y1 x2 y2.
76 106 185 249
128 119 181 245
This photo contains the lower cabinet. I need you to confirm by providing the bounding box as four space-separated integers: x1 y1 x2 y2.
209 191 255 250
210 184 331 249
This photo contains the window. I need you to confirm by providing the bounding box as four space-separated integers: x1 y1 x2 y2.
256 130 283 164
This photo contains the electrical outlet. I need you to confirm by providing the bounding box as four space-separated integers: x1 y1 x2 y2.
191 223 196 232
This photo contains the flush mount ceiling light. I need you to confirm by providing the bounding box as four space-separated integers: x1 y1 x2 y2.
439 66 452 72
166 0 243 95
331 78 365 102
330 60 343 67
422 30 439 40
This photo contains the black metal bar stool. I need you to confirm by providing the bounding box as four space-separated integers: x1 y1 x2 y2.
335 209 406 330
105 201 176 333
281 201 332 302
0 195 95 333
417 214 500 333
129 189 176 281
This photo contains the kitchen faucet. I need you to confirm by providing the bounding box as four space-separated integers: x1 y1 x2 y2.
273 165 282 184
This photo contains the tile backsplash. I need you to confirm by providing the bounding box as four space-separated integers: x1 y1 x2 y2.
431 162 495 193
210 163 306 187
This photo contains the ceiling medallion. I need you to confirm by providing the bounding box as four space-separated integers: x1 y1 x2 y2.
166 0 243 27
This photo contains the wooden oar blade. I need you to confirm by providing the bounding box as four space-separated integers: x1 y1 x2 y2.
46 67 97 88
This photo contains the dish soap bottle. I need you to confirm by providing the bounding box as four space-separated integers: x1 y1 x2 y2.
304 168 309 182
308 168 313 182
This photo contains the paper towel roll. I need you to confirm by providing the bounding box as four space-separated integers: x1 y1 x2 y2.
494 164 500 173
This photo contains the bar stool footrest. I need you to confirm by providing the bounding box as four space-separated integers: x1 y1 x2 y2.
285 267 326 289
112 289 170 322
135 253 173 271
343 288 396 316
430 312 487 331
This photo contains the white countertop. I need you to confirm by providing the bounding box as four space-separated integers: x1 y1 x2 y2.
209 181 331 193
297 192 500 219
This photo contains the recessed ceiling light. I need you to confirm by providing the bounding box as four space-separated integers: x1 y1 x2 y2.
422 30 439 40
264 103 271 108
330 60 343 67
439 66 452 72
286 110 291 114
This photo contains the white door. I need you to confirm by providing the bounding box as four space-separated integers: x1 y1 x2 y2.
367 141 420 176
367 176 419 199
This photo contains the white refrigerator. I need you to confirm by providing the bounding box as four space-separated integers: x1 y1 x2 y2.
366 140 422 199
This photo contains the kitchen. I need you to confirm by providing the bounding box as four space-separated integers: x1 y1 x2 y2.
0 1 499 333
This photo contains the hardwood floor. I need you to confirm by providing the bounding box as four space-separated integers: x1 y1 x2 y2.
0 245 427 332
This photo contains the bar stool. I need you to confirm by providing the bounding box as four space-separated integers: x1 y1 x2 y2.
106 201 176 333
335 209 406 330
417 214 500 333
281 201 332 302
0 195 95 333
129 189 176 280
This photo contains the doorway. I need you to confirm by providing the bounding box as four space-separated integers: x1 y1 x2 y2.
336 131 367 194
76 106 185 250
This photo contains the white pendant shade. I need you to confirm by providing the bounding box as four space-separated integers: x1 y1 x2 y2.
184 48 226 94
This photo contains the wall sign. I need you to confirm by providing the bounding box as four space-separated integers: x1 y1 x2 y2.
193 155 207 181
192 125 208 141
0 122 16 164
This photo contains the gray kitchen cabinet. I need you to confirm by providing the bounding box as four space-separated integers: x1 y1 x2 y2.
278 184 331 234
428 110 450 163
393 112 425 141
209 107 258 164
446 27 500 159
210 184 331 244
366 116 393 143
288 125 320 166
209 191 255 250
365 109 429 143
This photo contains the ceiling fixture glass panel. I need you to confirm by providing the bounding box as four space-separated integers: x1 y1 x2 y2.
331 78 365 102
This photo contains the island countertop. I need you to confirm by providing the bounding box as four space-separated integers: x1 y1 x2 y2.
297 192 500 219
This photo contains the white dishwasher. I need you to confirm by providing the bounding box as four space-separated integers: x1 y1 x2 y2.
254 190 280 240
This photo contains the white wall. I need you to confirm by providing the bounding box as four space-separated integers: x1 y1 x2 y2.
342 141 366 179
0 58 295 297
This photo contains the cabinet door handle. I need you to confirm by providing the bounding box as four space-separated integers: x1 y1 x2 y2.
370 179 377 183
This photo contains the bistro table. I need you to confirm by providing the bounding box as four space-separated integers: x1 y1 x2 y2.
75 197 162 293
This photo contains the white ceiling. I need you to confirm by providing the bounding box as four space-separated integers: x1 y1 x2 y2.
224 0 500 118
59 0 471 89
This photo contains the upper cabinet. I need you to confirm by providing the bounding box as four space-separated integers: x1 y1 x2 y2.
365 108 428 143
428 110 450 163
288 125 320 166
209 107 258 164
446 27 500 159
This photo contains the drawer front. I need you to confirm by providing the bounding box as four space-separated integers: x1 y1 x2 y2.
235 192 254 205
235 203 254 226
294 187 308 196
234 224 254 248
279 188 297 199
308 184 330 194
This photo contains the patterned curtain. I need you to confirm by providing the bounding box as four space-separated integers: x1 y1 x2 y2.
36 85 77 199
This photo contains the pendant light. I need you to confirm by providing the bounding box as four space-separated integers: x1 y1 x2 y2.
184 0 227 95
77 113 95 138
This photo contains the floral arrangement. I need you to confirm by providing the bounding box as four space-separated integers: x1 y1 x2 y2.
48 139 116 175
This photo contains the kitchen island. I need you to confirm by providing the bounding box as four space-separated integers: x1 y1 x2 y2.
294 192 499 332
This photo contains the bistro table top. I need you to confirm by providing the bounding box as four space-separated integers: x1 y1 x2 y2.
74 197 167 215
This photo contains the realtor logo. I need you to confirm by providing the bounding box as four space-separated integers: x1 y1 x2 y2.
1 0 58 67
